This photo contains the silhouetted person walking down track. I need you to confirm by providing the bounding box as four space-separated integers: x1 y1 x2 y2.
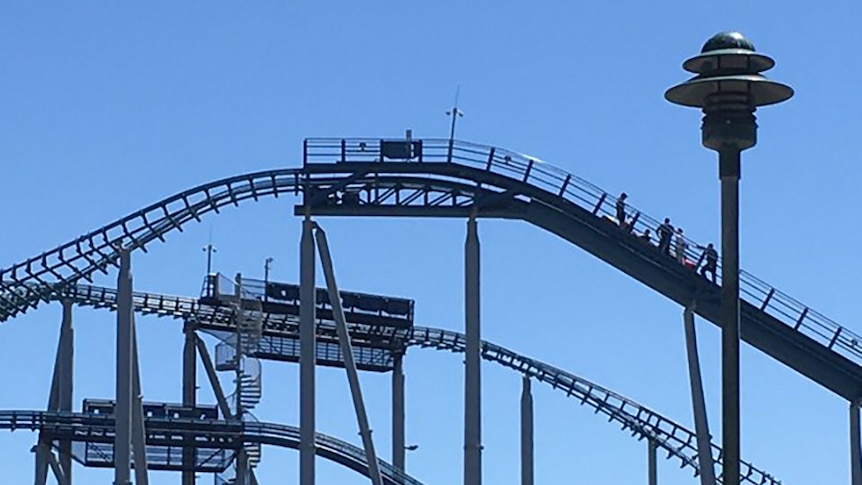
675 227 688 264
616 192 628 228
699 243 718 283
657 218 674 255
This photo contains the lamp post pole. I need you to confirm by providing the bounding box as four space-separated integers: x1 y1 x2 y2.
666 31 793 485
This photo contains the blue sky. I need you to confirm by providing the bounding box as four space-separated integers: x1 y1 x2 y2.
1 1 860 484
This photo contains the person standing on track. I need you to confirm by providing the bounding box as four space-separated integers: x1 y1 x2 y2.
657 218 674 255
675 227 688 263
699 243 718 283
615 192 628 228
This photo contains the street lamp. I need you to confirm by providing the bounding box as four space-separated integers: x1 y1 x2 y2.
665 31 793 485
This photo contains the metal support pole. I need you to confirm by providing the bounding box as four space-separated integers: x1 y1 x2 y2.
194 334 234 419
115 249 134 485
464 215 482 485
520 377 533 485
182 324 197 485
38 300 75 485
392 352 406 473
852 401 862 485
684 307 717 485
314 225 384 485
34 445 49 485
236 449 249 485
300 215 317 485
648 439 658 485
719 148 741 485
58 300 73 483
131 320 150 485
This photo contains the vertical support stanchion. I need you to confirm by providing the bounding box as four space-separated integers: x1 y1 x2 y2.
314 225 384 485
34 445 49 485
299 214 317 485
464 215 482 485
719 148 742 485
520 376 533 485
684 307 717 485
58 299 74 484
36 300 74 485
392 351 406 474
852 401 862 485
236 449 249 485
182 323 197 485
115 249 133 485
130 320 150 485
648 439 658 485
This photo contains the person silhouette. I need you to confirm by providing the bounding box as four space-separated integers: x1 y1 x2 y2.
657 218 674 255
699 243 718 283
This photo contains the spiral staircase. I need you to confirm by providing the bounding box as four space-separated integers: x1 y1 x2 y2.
214 291 264 484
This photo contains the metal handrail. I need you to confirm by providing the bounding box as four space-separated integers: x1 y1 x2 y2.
305 137 862 368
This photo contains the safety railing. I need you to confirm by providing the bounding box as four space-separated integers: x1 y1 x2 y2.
305 137 861 370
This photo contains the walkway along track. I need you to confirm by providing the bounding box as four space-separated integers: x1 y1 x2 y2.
0 138 856 400
51 282 781 484
0 411 423 485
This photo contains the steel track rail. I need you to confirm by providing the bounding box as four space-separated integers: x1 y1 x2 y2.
0 139 857 400
50 283 780 484
0 410 422 485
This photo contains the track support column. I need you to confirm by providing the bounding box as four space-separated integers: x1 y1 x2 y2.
684 307 717 485
648 439 658 485
36 300 75 485
315 225 384 485
300 214 317 485
236 449 249 485
392 351 406 473
131 321 150 485
58 299 74 484
852 400 861 485
464 215 483 485
182 323 197 485
520 376 533 485
115 249 134 485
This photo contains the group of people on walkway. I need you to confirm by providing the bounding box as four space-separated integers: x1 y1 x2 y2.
615 192 718 283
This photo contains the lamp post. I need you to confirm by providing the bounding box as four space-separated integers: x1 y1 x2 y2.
665 31 793 485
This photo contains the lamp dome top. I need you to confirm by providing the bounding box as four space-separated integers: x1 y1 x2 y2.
702 31 756 53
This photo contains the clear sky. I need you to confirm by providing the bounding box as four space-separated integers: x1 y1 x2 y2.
1 1 860 484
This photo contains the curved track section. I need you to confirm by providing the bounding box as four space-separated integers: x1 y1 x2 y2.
408 327 779 485
0 139 858 400
56 283 780 484
0 411 422 485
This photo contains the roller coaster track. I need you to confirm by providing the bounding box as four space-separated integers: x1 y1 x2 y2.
50 282 780 484
1 138 858 401
0 138 858 400
0 411 422 485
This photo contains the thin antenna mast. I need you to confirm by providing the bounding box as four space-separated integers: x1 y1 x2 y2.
446 85 464 143
202 226 217 275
